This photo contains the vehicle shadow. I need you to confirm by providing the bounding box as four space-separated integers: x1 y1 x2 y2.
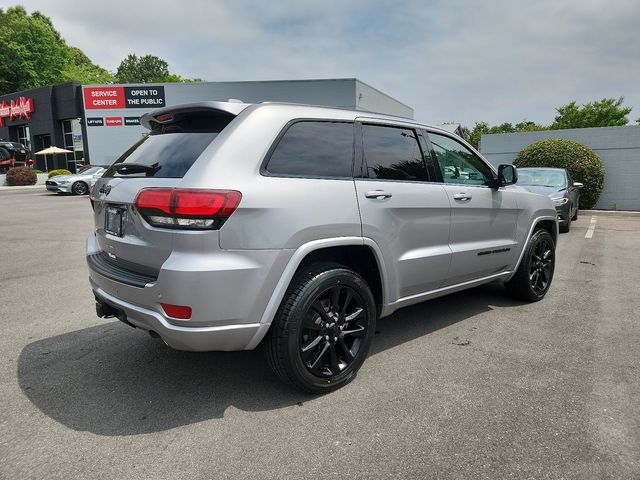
17 282 521 436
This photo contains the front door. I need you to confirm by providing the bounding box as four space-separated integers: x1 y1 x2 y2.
426 131 521 286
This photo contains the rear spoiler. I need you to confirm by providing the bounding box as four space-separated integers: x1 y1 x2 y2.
140 101 251 130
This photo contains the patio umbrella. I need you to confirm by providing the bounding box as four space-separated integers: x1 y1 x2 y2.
34 146 73 172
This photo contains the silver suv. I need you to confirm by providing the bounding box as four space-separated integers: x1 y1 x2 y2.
87 101 558 393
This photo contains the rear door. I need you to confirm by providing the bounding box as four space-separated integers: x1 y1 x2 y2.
426 130 521 285
91 105 240 272
354 120 451 301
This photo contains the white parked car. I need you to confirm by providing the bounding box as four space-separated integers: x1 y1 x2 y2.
45 167 105 195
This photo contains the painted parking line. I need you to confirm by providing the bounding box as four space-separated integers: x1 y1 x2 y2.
585 216 597 239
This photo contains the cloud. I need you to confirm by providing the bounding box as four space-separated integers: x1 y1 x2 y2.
11 0 640 126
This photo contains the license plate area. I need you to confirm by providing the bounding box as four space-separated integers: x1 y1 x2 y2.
105 206 124 237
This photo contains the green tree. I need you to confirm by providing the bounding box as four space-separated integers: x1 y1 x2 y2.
464 122 514 149
0 6 113 94
66 46 113 84
514 120 546 132
0 6 70 93
550 97 632 129
115 54 183 83
463 120 547 149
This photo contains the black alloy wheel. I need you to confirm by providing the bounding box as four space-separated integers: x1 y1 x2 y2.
72 181 88 195
300 284 367 378
504 228 555 302
528 236 554 296
265 263 376 393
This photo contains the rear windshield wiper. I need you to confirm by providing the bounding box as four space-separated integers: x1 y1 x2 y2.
112 163 161 175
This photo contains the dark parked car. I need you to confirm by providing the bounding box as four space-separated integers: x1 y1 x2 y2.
517 168 582 232
0 141 31 172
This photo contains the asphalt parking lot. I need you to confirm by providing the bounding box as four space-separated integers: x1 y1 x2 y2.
1 189 638 479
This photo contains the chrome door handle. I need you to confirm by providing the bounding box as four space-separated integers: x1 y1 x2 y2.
453 193 472 201
365 190 393 200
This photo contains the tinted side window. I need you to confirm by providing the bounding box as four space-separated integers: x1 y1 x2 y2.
265 121 354 178
362 124 428 181
428 132 494 186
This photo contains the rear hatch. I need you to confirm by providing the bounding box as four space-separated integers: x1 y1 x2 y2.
90 102 248 276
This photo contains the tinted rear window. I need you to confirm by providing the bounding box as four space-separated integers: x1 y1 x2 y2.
104 133 217 178
265 121 354 178
104 109 231 178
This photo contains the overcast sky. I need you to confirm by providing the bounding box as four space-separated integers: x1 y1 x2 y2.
6 0 640 126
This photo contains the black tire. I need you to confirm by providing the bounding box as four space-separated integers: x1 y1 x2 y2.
265 262 376 394
559 216 571 233
71 181 88 195
504 228 555 302
571 206 578 221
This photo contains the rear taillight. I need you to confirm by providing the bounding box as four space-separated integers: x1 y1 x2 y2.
134 188 242 230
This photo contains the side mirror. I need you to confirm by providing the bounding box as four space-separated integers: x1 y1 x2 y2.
573 182 584 189
495 164 517 188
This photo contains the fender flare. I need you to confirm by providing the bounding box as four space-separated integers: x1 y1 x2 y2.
507 215 559 281
245 236 389 349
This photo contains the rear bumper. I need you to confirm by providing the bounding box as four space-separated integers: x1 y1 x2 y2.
86 233 290 351
92 281 268 351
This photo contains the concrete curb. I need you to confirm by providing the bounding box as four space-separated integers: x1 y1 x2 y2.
0 184 46 191
582 209 640 216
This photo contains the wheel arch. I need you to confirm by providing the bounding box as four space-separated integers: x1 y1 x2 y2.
534 218 558 245
247 237 388 349
72 180 89 195
507 215 558 281
295 243 386 315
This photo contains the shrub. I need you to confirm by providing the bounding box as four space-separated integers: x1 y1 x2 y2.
6 166 37 186
32 169 44 174
48 169 72 178
514 139 605 209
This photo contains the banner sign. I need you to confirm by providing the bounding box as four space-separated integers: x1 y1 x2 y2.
87 116 142 127
124 86 165 108
0 96 35 126
105 117 123 126
87 117 104 127
83 86 165 110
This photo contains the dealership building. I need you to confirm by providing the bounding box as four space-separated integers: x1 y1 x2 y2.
0 79 413 172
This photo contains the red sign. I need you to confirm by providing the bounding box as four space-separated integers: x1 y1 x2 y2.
84 87 125 109
105 117 123 126
0 96 35 127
